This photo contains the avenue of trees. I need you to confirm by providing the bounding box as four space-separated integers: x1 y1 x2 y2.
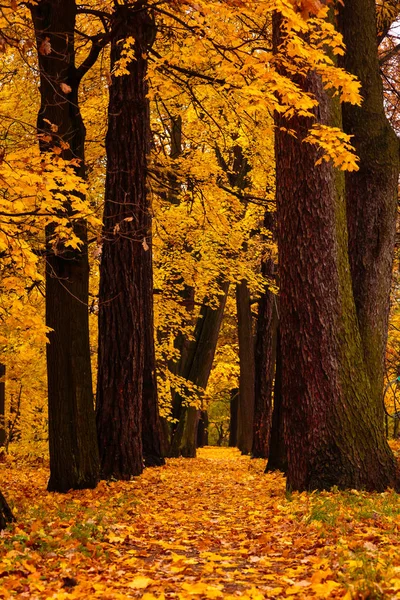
0 0 400 526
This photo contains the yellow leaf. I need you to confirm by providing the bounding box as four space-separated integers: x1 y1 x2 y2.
127 576 154 590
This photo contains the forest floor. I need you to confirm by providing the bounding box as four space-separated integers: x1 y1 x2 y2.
1 447 400 599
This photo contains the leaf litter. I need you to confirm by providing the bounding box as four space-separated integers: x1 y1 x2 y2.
2 446 400 598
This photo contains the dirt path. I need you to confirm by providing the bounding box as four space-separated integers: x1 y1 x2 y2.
1 447 400 598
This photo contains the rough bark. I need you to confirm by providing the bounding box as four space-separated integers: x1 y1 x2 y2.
236 280 255 454
266 331 287 472
30 0 99 492
338 0 400 406
229 389 239 447
275 15 396 490
0 490 14 531
252 211 278 458
170 282 229 457
0 364 5 447
96 3 159 479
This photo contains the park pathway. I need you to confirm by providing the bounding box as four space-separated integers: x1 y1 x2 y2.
2 447 400 598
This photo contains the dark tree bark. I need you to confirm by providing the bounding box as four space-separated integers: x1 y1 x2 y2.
266 331 287 472
170 282 229 457
142 156 165 467
229 389 239 447
0 490 14 531
197 410 209 447
30 0 99 492
252 211 278 458
0 364 5 447
96 2 161 479
142 291 165 467
338 0 400 406
236 280 255 454
275 49 396 490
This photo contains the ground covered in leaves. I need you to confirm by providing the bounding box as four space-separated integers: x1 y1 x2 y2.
2 447 400 599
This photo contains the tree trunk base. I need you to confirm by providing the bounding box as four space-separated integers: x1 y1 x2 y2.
0 491 15 531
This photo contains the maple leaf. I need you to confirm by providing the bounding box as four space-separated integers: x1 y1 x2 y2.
39 37 51 55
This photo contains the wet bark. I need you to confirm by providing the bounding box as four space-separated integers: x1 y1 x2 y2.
275 15 396 491
170 282 229 457
236 280 255 454
30 0 99 492
96 3 160 479
252 211 278 458
338 0 400 407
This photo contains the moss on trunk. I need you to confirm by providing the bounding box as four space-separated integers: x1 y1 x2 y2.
275 12 396 489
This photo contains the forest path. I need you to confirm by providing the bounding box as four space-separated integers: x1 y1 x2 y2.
2 446 400 598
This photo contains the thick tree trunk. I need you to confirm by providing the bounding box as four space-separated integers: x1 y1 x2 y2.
96 3 160 479
170 282 229 457
338 0 400 406
229 389 239 447
236 280 255 454
0 364 5 447
0 490 14 531
252 212 278 458
266 331 287 472
275 11 396 490
276 60 396 489
30 0 99 492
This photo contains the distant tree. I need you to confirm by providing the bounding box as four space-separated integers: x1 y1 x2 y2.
252 212 278 459
170 283 229 457
229 389 239 447
236 280 255 454
266 333 286 472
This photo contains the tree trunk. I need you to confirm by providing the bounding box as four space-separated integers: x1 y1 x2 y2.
197 410 209 447
236 280 255 454
338 0 400 406
229 389 239 447
0 490 14 531
275 16 396 491
30 0 99 492
142 297 165 467
252 211 278 458
169 284 196 434
266 331 287 472
0 364 5 447
170 282 229 457
96 3 159 479
142 202 165 467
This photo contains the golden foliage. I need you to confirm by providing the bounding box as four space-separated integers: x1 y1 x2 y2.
0 0 365 444
2 448 400 598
